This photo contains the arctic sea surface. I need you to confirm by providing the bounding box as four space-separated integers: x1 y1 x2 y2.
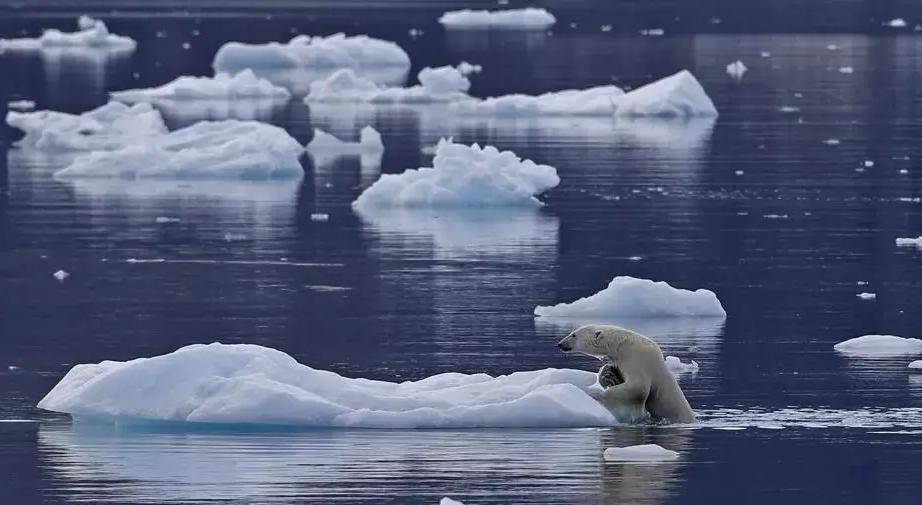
2 2 922 504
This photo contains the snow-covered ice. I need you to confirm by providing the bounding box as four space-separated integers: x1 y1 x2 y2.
534 276 726 319
112 70 291 103
307 126 384 159
909 360 922 370
896 236 922 248
353 138 559 210
213 33 410 74
885 18 908 28
37 342 618 428
838 66 854 74
7 102 168 151
52 270 69 281
665 356 699 376
0 16 136 52
640 28 665 36
438 8 556 29
726 60 747 79
305 66 471 103
456 61 482 75
856 292 876 300
451 84 624 116
310 213 330 222
833 335 922 357
603 444 679 462
440 499 465 505
612 70 718 118
7 100 35 111
55 120 304 180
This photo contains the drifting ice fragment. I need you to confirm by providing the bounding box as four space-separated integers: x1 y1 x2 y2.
438 8 557 29
856 292 876 300
307 126 384 156
603 444 679 462
451 84 624 116
665 356 699 376
895 236 922 248
885 18 908 28
112 70 291 103
0 16 136 52
456 61 482 75
834 335 922 357
726 60 747 79
910 361 922 369
52 270 69 281
7 100 35 111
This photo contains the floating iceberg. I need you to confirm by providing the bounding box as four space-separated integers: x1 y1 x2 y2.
726 60 747 79
112 70 291 103
213 33 410 74
55 120 304 180
307 126 384 165
438 8 556 29
602 444 679 462
52 270 69 281
7 102 167 151
534 276 726 319
896 236 922 248
613 70 718 118
665 356 699 376
353 139 559 210
305 66 471 103
834 335 922 357
451 85 625 117
910 360 922 370
0 16 135 52
38 343 616 428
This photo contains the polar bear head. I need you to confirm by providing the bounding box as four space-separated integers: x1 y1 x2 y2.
556 324 639 359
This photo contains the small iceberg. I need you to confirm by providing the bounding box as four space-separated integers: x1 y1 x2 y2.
307 126 384 166
305 66 471 103
0 16 136 52
665 356 699 376
37 343 616 428
834 335 922 357
52 270 69 282
213 33 410 74
451 84 625 117
534 276 726 319
8 100 36 111
7 102 167 151
603 444 679 462
909 360 921 370
613 70 718 118
353 138 559 210
896 236 922 248
726 60 747 79
55 120 304 180
111 70 291 103
438 8 556 30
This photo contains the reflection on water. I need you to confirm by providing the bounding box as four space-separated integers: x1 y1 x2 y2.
149 97 290 127
534 316 726 354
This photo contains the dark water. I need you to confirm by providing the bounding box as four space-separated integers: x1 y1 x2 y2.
2 6 922 505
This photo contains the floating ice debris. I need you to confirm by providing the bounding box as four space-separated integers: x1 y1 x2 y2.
760 51 771 57
0 16 136 52
154 216 181 223
827 44 839 50
353 139 559 210
37 343 616 428
451 84 624 116
778 106 801 114
439 8 557 29
441 498 465 505
307 126 384 157
55 120 304 180
408 28 424 38
305 66 471 103
838 66 854 74
856 292 876 300
709 17 722 25
112 70 291 103
900 169 909 174
52 270 69 281
895 236 922 248
456 61 482 75
7 102 168 151
310 213 330 222
535 276 726 319
600 25 613 32
823 138 840 145
734 170 744 175
910 361 922 369
223 232 247 242
603 444 679 462
612 70 718 118
857 280 868 286
864 160 874 168
665 356 699 376
885 18 908 28
7 100 35 111
640 28 664 36
213 33 410 74
834 335 922 357
726 60 747 79
628 255 642 262
763 214 789 219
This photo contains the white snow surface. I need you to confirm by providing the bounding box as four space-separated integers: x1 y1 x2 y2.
534 276 726 319
664 356 699 376
451 85 625 117
909 360 922 370
213 33 410 74
7 102 168 151
112 70 291 103
438 8 556 29
352 138 559 209
305 66 471 103
833 335 922 357
37 342 617 428
55 120 304 180
307 126 384 156
726 60 747 79
613 70 718 117
0 16 136 51
602 444 679 462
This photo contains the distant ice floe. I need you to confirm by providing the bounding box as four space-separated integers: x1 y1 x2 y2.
613 70 718 118
440 499 465 505
52 270 69 281
353 138 559 210
726 60 747 79
305 66 471 103
603 444 679 462
451 84 625 116
535 276 726 319
834 335 922 357
856 292 876 300
55 120 304 180
885 18 908 28
910 360 922 370
306 126 384 167
38 343 618 428
438 8 556 29
664 356 699 376
0 16 136 52
111 70 291 103
8 100 36 111
7 102 167 151
895 236 922 248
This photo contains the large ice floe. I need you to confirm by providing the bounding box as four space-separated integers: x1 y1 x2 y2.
0 16 136 52
451 85 625 116
438 8 557 29
534 276 726 319
305 66 471 103
212 33 410 74
111 70 291 103
613 70 718 118
7 102 167 151
833 335 922 358
38 343 617 428
352 138 559 210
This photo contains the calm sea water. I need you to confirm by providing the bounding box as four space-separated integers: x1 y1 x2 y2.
2 5 922 505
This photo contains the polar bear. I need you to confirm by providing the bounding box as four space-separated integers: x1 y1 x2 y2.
557 324 696 424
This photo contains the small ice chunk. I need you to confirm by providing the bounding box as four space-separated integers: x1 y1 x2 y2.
838 66 854 74
734 170 744 175
856 292 876 300
408 28 424 38
899 169 909 174
307 126 384 157
603 444 679 462
612 70 718 118
535 276 726 318
910 360 922 369
778 106 800 113
456 61 482 75
52 270 69 281
0 16 136 52
885 18 907 28
640 28 664 36
310 213 330 222
834 335 922 357
438 8 557 29
600 25 613 32
760 51 771 58
726 60 747 79
665 356 699 375
112 70 291 103
305 66 471 103
7 100 35 111
440 499 465 505
827 44 839 51
864 160 874 167
451 84 624 116
895 236 922 248
154 216 181 223
823 138 840 145
223 232 247 242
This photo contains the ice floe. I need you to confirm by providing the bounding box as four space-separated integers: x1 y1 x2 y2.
440 499 465 505
603 444 679 462
0 16 136 52
438 8 556 29
834 335 922 357
885 18 908 28
38 342 617 428
8 100 35 111
451 84 625 116
112 70 291 103
909 361 922 370
534 276 726 319
726 60 747 79
52 270 69 281
456 61 482 75
55 120 304 180
613 70 718 118
895 236 922 248
7 102 168 151
856 292 876 300
353 138 559 210
305 66 471 103
307 126 384 168
665 356 699 376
